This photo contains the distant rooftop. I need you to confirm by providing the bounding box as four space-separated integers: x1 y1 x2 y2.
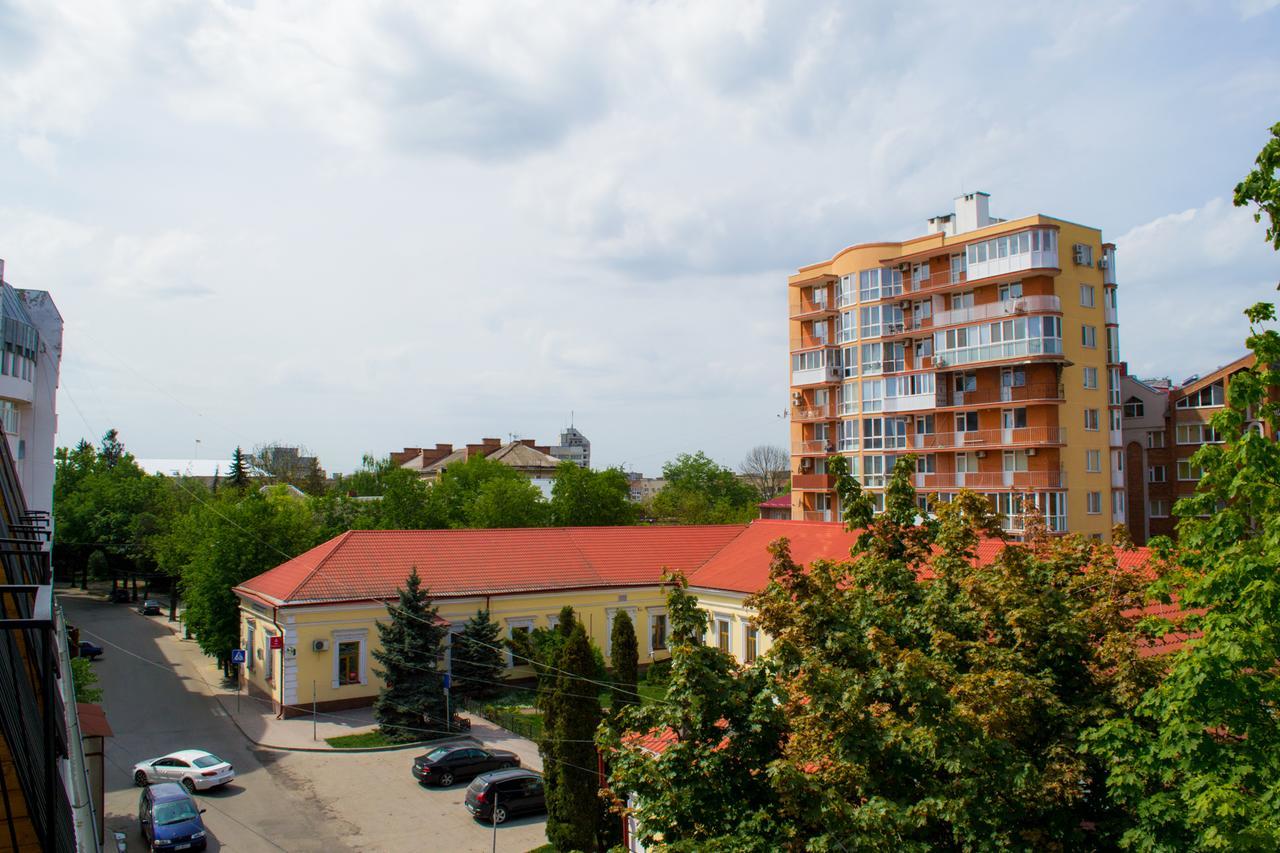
135 458 234 479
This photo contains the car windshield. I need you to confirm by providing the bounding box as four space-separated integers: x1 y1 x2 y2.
154 801 199 826
192 755 222 768
424 748 452 762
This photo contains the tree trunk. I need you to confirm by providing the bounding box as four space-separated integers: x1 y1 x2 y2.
168 584 179 622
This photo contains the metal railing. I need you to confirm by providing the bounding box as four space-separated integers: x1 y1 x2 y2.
792 404 835 422
935 382 1065 408
912 426 1066 450
932 295 1061 328
914 470 1067 490
792 474 835 491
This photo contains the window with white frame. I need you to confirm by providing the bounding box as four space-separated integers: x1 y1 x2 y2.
1147 431 1165 448
1109 369 1122 406
838 311 857 344
1106 327 1120 364
998 282 1023 301
1080 284 1095 307
838 382 858 416
861 379 883 413
950 290 975 310
1001 366 1026 388
245 623 256 672
838 419 859 452
950 254 965 283
506 618 536 667
1150 499 1170 518
333 630 368 687
1084 367 1098 389
1086 491 1102 514
1084 409 1100 431
842 346 858 379
1149 465 1166 483
860 305 881 338
1111 409 1122 431
1123 397 1144 418
862 417 885 450
649 612 668 653
715 617 732 654
605 607 637 657
1177 382 1225 409
861 342 883 375
1176 423 1223 444
836 274 857 308
744 624 759 663
1082 325 1097 348
1112 490 1125 514
1003 450 1028 472
1177 460 1203 481
1086 449 1101 472
263 631 275 681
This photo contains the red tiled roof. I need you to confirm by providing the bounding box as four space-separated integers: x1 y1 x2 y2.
757 495 792 509
76 703 113 738
235 525 746 605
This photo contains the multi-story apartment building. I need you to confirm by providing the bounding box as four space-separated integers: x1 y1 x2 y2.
1121 354 1267 544
787 193 1122 539
549 426 591 469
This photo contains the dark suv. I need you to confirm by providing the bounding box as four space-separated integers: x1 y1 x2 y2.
464 769 545 824
138 782 208 850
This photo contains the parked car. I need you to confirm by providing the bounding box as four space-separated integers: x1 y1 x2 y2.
464 769 546 824
109 588 131 604
138 782 208 851
138 599 163 615
78 640 104 660
411 744 520 787
133 750 235 794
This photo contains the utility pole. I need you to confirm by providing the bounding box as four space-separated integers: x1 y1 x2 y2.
313 681 318 741
491 787 499 852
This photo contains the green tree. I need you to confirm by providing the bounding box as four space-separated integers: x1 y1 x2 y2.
1087 303 1280 851
602 574 786 850
609 609 639 712
1234 121 1280 249
70 657 102 703
451 609 505 700
651 451 760 524
469 476 550 528
371 567 449 742
99 428 125 469
550 462 636 526
226 446 251 490
543 623 602 850
425 454 536 528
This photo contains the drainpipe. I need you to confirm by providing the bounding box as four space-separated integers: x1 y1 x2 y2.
274 605 283 718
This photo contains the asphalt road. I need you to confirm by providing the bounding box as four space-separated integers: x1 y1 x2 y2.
62 594 355 853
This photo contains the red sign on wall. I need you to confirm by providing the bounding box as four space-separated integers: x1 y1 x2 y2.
269 636 284 650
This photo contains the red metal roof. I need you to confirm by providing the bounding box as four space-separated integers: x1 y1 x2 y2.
757 495 792 509
76 703 113 738
235 525 746 605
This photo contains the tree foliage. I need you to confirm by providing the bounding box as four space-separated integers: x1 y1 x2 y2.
70 656 102 703
609 609 639 712
542 622 602 852
1234 121 1280 250
651 451 760 524
1086 305 1280 851
451 609 505 700
371 567 448 742
550 461 636 526
226 446 251 490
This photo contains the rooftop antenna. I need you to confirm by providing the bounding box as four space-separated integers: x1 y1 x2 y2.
570 410 574 428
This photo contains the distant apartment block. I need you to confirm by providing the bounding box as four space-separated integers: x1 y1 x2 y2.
549 426 591 468
1122 354 1271 544
788 193 1122 539
0 261 62 519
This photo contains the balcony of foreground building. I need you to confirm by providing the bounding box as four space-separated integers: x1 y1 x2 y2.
932 337 1064 371
792 473 835 491
913 426 1066 451
789 297 837 320
794 439 835 456
802 510 834 522
935 381 1065 409
931 295 1061 330
791 402 836 422
789 333 831 351
791 363 842 387
914 470 1066 491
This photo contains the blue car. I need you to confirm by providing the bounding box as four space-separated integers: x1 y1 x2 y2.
138 782 208 851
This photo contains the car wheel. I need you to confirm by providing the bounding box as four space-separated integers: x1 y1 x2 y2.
438 771 454 787
134 770 148 787
181 778 196 795
493 806 508 824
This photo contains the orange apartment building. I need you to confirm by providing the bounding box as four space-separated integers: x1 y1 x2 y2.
787 192 1122 539
1122 353 1270 544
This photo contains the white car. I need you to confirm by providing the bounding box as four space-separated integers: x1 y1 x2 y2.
132 750 235 793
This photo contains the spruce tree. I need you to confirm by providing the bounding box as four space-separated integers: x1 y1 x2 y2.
371 567 448 742
543 623 601 852
609 609 639 712
226 446 251 490
452 609 504 700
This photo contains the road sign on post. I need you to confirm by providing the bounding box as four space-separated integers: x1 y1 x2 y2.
230 648 246 665
269 636 284 650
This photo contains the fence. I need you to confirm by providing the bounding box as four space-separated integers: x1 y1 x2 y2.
459 696 544 741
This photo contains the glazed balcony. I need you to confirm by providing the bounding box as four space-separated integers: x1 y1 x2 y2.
913 470 1067 491
913 426 1066 451
792 474 835 491
932 295 1061 329
932 336 1063 370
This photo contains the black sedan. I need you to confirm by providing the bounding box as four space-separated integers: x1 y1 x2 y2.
138 599 163 615
411 745 520 787
78 640 103 660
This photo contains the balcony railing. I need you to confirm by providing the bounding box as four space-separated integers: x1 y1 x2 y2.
934 337 1063 369
790 334 830 351
796 440 835 455
912 426 1066 450
935 382 1065 408
792 474 835 491
792 403 836 422
803 510 833 522
790 298 836 319
914 470 1067 490
932 295 1061 329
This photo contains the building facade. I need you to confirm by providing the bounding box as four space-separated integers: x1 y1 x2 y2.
1121 354 1266 544
549 426 591 469
787 193 1122 539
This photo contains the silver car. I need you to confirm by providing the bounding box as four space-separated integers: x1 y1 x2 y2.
132 750 235 794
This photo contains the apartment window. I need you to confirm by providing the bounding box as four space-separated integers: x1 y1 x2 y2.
1087 492 1102 514
884 341 906 373
1086 450 1101 472
842 346 859 379
1110 368 1122 406
1147 431 1165 448
916 414 935 435
862 379 883 413
1003 450 1028 472
950 291 975 310
1084 409 1100 431
245 625 255 672
1172 381 1223 409
337 641 361 686
860 305 882 338
915 454 936 474
998 282 1023 301
838 419 859 451
716 618 731 654
861 342 883 375
1081 325 1097 348
1074 243 1094 266
1149 465 1166 483
912 299 932 327
949 254 965 284
863 418 885 450
915 337 933 359
838 383 858 416
1111 409 1122 432
956 411 979 432
1001 366 1026 388
1123 397 1144 419
263 633 275 681
1083 367 1098 389
956 372 977 393
1002 407 1027 429
1150 499 1170 518
836 274 857 307
1177 460 1203 481
911 262 930 286
744 624 759 663
1176 423 1223 444
1080 284 1096 307
1113 491 1126 514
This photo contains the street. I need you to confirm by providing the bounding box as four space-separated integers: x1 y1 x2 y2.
62 593 549 852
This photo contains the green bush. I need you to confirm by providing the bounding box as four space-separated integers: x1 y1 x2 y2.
643 658 671 686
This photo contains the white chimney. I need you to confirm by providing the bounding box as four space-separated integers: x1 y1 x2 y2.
926 214 956 236
954 192 992 234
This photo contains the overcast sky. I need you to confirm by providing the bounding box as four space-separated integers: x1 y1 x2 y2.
2 1 1278 475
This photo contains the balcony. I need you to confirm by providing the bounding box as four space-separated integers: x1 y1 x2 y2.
790 298 837 320
935 382 1065 409
803 510 833 522
882 392 937 414
792 363 842 386
933 337 1063 370
795 439 835 455
792 403 836 422
913 470 1067 491
913 426 1066 451
792 474 835 491
790 334 830 351
932 295 1061 329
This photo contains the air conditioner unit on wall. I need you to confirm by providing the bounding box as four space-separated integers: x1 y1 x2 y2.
1026 448 1037 456
312 639 330 652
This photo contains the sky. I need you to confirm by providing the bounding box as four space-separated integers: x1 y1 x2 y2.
1 0 1278 476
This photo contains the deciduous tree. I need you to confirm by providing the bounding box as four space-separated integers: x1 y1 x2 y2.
739 444 789 500
651 451 760 524
550 461 635 526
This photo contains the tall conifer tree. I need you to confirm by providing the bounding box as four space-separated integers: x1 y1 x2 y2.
452 609 504 700
371 568 447 742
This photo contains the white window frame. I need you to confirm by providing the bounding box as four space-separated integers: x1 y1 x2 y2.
1085 449 1101 473
1082 325 1097 348
263 630 276 682
506 617 536 668
1080 284 1095 307
1148 465 1166 483
1083 367 1098 389
1086 491 1102 514
712 614 732 655
647 609 668 656
1084 409 1100 431
332 628 369 688
1150 499 1170 518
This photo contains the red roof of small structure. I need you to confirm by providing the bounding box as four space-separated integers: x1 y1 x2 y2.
757 495 791 509
76 703 113 738
235 525 745 606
